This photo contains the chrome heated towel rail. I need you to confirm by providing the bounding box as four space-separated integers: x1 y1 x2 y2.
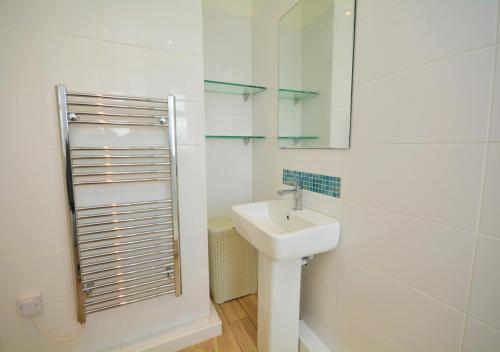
56 85 181 323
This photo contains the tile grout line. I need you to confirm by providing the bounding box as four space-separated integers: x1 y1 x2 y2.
344 250 468 317
336 249 412 352
0 23 204 59
354 43 497 87
458 31 499 351
342 197 477 235
0 245 71 259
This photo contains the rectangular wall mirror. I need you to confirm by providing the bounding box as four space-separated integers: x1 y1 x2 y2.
278 0 356 149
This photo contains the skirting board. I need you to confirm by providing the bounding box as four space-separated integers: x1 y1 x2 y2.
299 320 332 352
119 304 221 352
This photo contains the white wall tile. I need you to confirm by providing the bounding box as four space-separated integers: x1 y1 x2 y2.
34 295 123 352
341 200 475 311
0 27 100 91
355 0 400 20
252 139 283 201
337 254 465 352
0 0 99 38
480 143 500 238
203 7 253 82
99 0 203 55
0 198 69 256
99 41 203 100
335 307 409 352
206 177 252 218
462 318 500 352
351 47 494 144
281 148 344 180
0 145 64 202
468 235 500 331
0 305 43 352
179 188 207 230
202 0 253 18
175 101 205 145
0 248 73 308
179 228 209 270
354 0 497 83
342 144 485 231
489 45 500 142
178 145 207 189
0 87 59 146
251 10 279 87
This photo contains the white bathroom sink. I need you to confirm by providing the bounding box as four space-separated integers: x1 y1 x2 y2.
231 200 340 261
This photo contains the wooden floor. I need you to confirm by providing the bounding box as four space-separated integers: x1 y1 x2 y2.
179 294 258 352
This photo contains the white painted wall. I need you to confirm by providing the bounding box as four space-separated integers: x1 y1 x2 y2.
252 0 500 351
203 4 254 218
0 1 211 351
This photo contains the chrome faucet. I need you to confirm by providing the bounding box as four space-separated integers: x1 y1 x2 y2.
277 181 303 210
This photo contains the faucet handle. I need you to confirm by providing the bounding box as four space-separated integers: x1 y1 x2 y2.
287 181 301 189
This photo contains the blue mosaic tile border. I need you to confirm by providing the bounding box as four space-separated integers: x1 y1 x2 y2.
283 169 341 198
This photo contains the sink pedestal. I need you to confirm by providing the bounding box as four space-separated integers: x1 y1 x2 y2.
258 253 302 352
231 200 340 352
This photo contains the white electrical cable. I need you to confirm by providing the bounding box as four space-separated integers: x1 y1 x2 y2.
30 317 83 342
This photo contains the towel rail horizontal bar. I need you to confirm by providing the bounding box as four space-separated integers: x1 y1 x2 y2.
80 235 172 253
78 230 173 244
81 250 174 270
82 259 173 278
85 289 175 315
72 162 171 168
67 101 168 111
71 111 165 119
73 177 170 186
89 271 172 290
69 120 167 127
80 243 172 261
85 283 175 307
72 154 170 160
74 170 170 177
78 214 172 228
77 200 170 211
78 221 172 235
89 278 173 299
77 207 172 220
71 146 169 151
67 91 168 103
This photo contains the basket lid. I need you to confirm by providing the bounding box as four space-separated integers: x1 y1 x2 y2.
208 216 234 233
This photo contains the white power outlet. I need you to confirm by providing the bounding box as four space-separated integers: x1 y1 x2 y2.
16 294 43 317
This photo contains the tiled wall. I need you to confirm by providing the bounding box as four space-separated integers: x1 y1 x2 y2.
0 1 210 351
252 0 500 351
283 169 341 198
203 5 254 218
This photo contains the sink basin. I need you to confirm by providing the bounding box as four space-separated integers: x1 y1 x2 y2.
231 200 340 261
231 200 340 352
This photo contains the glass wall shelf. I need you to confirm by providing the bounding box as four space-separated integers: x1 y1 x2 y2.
205 135 265 145
279 88 319 104
204 80 267 101
278 136 319 139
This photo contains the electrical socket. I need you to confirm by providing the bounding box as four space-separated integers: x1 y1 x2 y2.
16 294 43 317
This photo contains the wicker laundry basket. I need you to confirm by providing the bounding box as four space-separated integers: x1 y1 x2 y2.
208 216 258 304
